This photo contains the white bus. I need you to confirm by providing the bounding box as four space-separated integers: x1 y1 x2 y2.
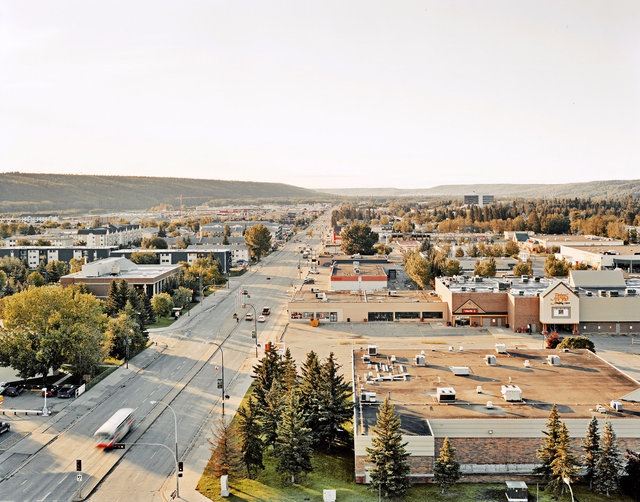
94 408 135 448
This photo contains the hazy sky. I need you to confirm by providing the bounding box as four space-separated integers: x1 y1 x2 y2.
1 1 638 189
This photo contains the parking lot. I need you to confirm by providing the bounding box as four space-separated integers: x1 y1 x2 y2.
281 321 640 382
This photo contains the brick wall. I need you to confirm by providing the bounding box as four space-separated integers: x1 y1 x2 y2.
508 295 540 332
451 292 508 314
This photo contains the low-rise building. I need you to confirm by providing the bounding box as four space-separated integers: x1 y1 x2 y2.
0 246 116 269
60 257 182 298
110 248 232 274
77 224 142 247
352 347 640 483
559 244 640 272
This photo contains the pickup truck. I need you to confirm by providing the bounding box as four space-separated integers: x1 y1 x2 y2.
0 422 10 435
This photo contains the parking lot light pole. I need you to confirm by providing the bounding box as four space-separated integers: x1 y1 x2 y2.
210 343 226 416
150 401 179 498
241 303 258 357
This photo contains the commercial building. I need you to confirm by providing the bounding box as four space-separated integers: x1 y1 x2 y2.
110 248 232 274
464 195 494 206
559 244 640 272
518 235 624 254
352 347 640 482
60 257 182 298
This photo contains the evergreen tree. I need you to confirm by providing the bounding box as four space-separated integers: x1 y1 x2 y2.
535 404 562 481
261 379 285 449
141 290 156 325
206 418 243 478
548 422 579 496
316 352 352 450
105 280 120 316
365 397 411 499
273 390 313 485
582 416 600 489
236 397 264 478
433 437 461 495
595 421 622 496
620 449 640 500
116 279 130 312
252 342 282 412
280 348 298 392
299 351 323 444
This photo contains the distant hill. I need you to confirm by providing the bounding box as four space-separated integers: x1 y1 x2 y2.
319 180 640 199
0 173 326 213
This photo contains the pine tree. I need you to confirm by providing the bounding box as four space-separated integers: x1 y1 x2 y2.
299 351 323 444
116 279 130 312
316 352 352 450
206 418 243 478
236 397 264 478
280 348 298 392
549 422 579 495
273 390 313 485
365 397 411 499
620 449 640 499
252 342 282 412
261 380 285 449
105 280 120 316
433 437 461 494
535 404 562 481
582 416 600 489
141 290 156 325
594 421 622 496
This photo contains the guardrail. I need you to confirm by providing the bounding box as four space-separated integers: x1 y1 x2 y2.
0 409 45 416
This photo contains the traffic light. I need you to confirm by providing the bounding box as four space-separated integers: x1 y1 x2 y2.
76 459 82 472
113 443 126 449
178 461 183 472
217 378 223 389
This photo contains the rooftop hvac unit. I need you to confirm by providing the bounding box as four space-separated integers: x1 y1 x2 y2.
414 354 426 366
459 346 464 351
436 387 456 402
626 289 637 296
610 400 623 412
523 360 531 368
450 366 470 376
368 345 377 356
476 386 483 393
534 276 541 282
520 277 529 283
361 391 377 403
362 354 370 364
495 343 507 354
498 282 509 291
501 384 523 402
474 276 483 283
390 355 397 363
586 291 593 296
547 355 560 366
518 290 525 296
486 401 494 409
484 354 497 366
599 290 607 297
608 290 619 297
449 346 455 351
469 287 476 292
461 286 467 292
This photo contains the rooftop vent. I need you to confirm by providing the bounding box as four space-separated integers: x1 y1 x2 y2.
518 290 525 296
474 276 483 283
476 386 483 393
521 277 529 283
450 366 470 376
534 276 541 282
436 387 456 402
501 384 523 402
495 343 507 354
608 290 619 297
523 360 531 368
586 291 593 296
599 290 607 297
547 355 560 366
484 354 497 366
486 401 494 409
368 345 377 356
362 354 370 364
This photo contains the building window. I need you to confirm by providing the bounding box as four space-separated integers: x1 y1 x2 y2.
552 307 570 318
422 311 443 319
368 312 393 322
394 312 420 320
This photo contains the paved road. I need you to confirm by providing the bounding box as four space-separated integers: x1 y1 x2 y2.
0 214 328 501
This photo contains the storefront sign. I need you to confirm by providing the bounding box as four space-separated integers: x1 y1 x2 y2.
461 308 478 314
552 293 570 305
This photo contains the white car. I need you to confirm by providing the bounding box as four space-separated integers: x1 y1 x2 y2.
257 315 266 323
309 269 319 274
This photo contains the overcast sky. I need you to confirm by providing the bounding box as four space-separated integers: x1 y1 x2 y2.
1 1 638 189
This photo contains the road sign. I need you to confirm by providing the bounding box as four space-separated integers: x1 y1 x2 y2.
77 474 82 482
76 459 82 471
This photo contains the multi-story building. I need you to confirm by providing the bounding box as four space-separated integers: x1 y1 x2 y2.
0 246 116 269
77 224 142 247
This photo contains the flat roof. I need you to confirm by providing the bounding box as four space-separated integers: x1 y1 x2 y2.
563 244 640 256
291 288 443 304
534 235 624 244
332 262 387 278
354 348 640 434
440 275 553 297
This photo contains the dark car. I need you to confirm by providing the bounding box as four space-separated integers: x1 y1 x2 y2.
57 384 77 398
4 385 24 397
303 278 315 285
41 386 59 397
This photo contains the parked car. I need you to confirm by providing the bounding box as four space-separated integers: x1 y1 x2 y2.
41 386 59 397
303 278 315 285
0 382 8 395
257 315 266 323
4 385 24 397
309 269 319 274
57 384 78 398
0 422 10 435
262 307 271 316
266 276 271 280
245 313 253 321
240 288 249 295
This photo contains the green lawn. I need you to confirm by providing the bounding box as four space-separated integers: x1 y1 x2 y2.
148 316 175 329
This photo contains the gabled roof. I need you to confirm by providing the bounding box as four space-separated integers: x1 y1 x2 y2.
539 280 576 299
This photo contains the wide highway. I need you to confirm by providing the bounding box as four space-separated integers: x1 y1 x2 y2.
0 213 328 501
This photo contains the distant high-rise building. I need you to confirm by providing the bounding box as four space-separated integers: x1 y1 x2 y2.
464 194 494 207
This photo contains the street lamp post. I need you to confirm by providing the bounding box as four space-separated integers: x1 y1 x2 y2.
241 303 258 357
126 329 132 369
563 477 574 502
151 401 179 498
210 342 226 416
